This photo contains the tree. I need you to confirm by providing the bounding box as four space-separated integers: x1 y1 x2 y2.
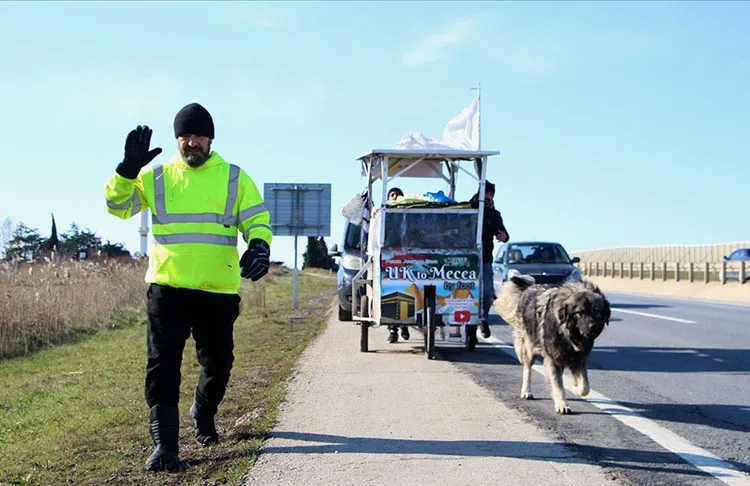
1 218 131 262
4 223 44 261
41 213 59 254
302 236 337 270
101 240 131 258
302 237 319 269
58 223 102 259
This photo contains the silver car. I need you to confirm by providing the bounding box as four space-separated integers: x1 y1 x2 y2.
329 221 365 321
493 241 582 285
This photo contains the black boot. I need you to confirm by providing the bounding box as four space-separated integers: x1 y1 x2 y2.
400 326 410 340
465 325 478 351
145 405 181 472
190 390 219 446
387 327 398 344
480 320 491 339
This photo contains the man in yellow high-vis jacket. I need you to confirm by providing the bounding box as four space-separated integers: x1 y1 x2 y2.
104 103 272 472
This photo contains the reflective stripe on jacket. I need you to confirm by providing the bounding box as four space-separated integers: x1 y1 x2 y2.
104 151 272 293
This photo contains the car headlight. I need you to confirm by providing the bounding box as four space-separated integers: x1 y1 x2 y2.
567 268 582 282
341 253 363 271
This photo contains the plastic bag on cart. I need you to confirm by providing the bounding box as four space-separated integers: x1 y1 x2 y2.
341 191 366 225
424 190 457 204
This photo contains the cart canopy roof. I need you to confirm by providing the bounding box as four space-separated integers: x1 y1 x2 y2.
357 149 500 181
357 149 499 163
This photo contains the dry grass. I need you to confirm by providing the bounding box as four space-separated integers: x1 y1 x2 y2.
0 258 148 359
0 264 336 486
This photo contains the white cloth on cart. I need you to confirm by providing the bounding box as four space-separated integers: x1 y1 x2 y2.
394 96 479 151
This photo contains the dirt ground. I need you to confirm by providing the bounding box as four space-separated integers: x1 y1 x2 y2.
585 276 750 305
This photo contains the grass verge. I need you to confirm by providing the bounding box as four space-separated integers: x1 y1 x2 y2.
0 268 336 486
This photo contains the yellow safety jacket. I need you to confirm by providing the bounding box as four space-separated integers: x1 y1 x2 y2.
104 151 272 294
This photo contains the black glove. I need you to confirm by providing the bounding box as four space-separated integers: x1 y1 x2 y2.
240 239 270 281
116 125 163 179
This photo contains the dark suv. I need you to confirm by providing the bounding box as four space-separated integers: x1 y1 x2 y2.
329 220 365 321
493 241 581 285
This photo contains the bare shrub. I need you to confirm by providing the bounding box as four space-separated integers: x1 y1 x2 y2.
0 258 147 359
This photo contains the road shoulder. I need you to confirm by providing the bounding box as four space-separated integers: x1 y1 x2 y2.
584 276 750 305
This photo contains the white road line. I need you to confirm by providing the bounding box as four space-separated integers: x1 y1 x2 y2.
606 292 750 310
612 308 696 324
482 336 750 485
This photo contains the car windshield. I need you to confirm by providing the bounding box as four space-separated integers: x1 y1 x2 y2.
506 243 571 264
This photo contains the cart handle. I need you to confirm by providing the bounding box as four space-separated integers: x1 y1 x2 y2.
351 254 373 317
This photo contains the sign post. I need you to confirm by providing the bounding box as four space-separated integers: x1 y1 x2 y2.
293 227 299 308
264 183 331 309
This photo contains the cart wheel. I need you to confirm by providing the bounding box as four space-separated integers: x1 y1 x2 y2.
464 325 477 352
423 286 436 360
338 305 352 322
359 295 369 352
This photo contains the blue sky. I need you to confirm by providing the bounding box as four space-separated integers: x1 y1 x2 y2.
1 1 748 268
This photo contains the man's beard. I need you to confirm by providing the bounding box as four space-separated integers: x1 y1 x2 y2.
181 144 211 168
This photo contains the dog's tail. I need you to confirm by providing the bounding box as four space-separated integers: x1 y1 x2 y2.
496 269 535 327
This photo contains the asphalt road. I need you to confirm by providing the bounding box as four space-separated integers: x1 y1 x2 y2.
441 290 750 485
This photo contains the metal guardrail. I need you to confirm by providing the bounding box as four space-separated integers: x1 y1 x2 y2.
577 260 747 284
571 242 750 265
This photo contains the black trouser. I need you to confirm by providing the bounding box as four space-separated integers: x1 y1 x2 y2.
145 284 241 412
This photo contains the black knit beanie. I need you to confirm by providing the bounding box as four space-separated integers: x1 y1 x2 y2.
173 103 215 139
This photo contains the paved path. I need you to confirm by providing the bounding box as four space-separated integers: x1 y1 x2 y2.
242 310 621 485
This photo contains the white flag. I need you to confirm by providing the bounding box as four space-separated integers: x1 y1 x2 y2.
393 96 480 151
442 96 479 150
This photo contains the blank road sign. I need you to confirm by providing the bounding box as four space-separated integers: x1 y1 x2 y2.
264 183 331 237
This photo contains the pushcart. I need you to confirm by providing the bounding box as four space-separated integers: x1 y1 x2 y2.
350 149 499 359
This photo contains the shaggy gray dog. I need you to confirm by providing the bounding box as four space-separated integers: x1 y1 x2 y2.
496 270 610 414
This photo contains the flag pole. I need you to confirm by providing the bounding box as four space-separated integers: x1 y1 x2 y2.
477 82 481 151
471 82 482 150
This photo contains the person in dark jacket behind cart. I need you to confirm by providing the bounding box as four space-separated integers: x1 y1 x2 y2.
469 181 509 340
104 102 272 472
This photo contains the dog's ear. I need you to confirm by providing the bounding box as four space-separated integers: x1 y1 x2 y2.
583 279 606 298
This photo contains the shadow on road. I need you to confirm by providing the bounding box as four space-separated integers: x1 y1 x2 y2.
590 346 750 374
587 399 750 434
259 431 748 477
442 344 750 435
